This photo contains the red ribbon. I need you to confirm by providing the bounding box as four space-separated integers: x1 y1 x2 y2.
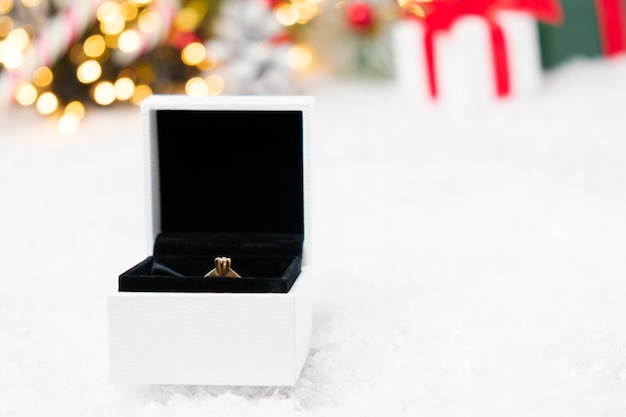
595 0 626 56
404 0 563 98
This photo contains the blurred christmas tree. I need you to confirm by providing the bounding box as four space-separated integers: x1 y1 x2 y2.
286 0 397 79
0 0 397 135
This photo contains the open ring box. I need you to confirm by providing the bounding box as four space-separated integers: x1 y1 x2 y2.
107 95 314 386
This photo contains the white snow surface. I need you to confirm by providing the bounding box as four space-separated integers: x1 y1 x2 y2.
1 57 626 416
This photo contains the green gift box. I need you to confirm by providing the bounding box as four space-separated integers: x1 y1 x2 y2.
538 0 626 68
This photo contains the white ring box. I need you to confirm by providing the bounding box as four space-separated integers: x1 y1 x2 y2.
107 95 315 386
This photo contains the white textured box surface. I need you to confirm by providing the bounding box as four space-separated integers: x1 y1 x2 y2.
108 269 311 386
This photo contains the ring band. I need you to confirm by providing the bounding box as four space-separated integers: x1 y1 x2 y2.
204 257 241 278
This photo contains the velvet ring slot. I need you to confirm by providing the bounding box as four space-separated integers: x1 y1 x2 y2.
119 254 302 293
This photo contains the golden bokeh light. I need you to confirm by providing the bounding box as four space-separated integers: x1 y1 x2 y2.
181 42 205 66
138 10 160 33
287 44 313 71
275 3 300 26
0 16 13 37
130 84 152 105
6 27 29 49
205 74 224 96
14 81 37 106
69 43 86 63
118 29 140 53
77 60 102 84
0 40 8 63
98 1 122 22
93 81 116 105
84 35 106 58
185 77 208 96
174 7 200 32
114 77 135 100
1 44 23 69
120 1 139 21
21 0 41 7
32 66 53 87
129 0 152 5
196 56 216 71
102 14 125 35
105 33 119 49
0 0 13 14
58 113 80 136
36 92 58 115
293 0 318 22
65 101 85 120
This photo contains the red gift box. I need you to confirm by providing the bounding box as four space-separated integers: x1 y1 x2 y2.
394 0 563 101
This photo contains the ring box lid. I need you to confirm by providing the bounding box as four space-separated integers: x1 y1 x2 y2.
141 95 314 267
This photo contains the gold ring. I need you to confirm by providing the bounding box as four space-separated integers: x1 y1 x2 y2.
204 257 241 278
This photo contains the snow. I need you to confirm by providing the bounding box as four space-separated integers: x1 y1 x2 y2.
1 56 626 416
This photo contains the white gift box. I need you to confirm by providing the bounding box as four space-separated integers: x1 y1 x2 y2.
107 95 315 386
391 11 543 108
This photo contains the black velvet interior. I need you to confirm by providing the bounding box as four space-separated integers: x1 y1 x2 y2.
119 107 305 293
157 109 304 235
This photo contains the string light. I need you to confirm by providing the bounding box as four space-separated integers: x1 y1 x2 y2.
0 0 13 14
77 60 102 84
181 42 205 66
275 3 300 26
36 92 58 115
130 84 151 105
21 0 42 8
185 76 208 96
118 29 140 52
288 44 313 71
114 77 135 100
2 0 332 135
14 81 37 105
84 35 106 58
32 66 52 87
0 16 13 37
205 74 224 95
58 101 85 136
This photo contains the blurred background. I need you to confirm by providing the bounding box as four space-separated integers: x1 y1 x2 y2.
2 0 626 416
0 0 622 130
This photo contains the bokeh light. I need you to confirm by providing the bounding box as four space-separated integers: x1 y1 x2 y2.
185 77 208 96
58 113 80 136
32 66 53 87
275 3 300 26
181 42 205 66
77 60 102 84
118 29 140 53
174 6 201 32
65 101 86 120
138 10 160 33
21 0 41 7
130 84 152 105
114 77 135 100
205 74 224 95
6 27 29 49
288 44 313 71
93 81 116 105
0 0 13 14
36 92 58 115
14 82 37 106
0 16 13 37
84 35 106 58
1 44 22 69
